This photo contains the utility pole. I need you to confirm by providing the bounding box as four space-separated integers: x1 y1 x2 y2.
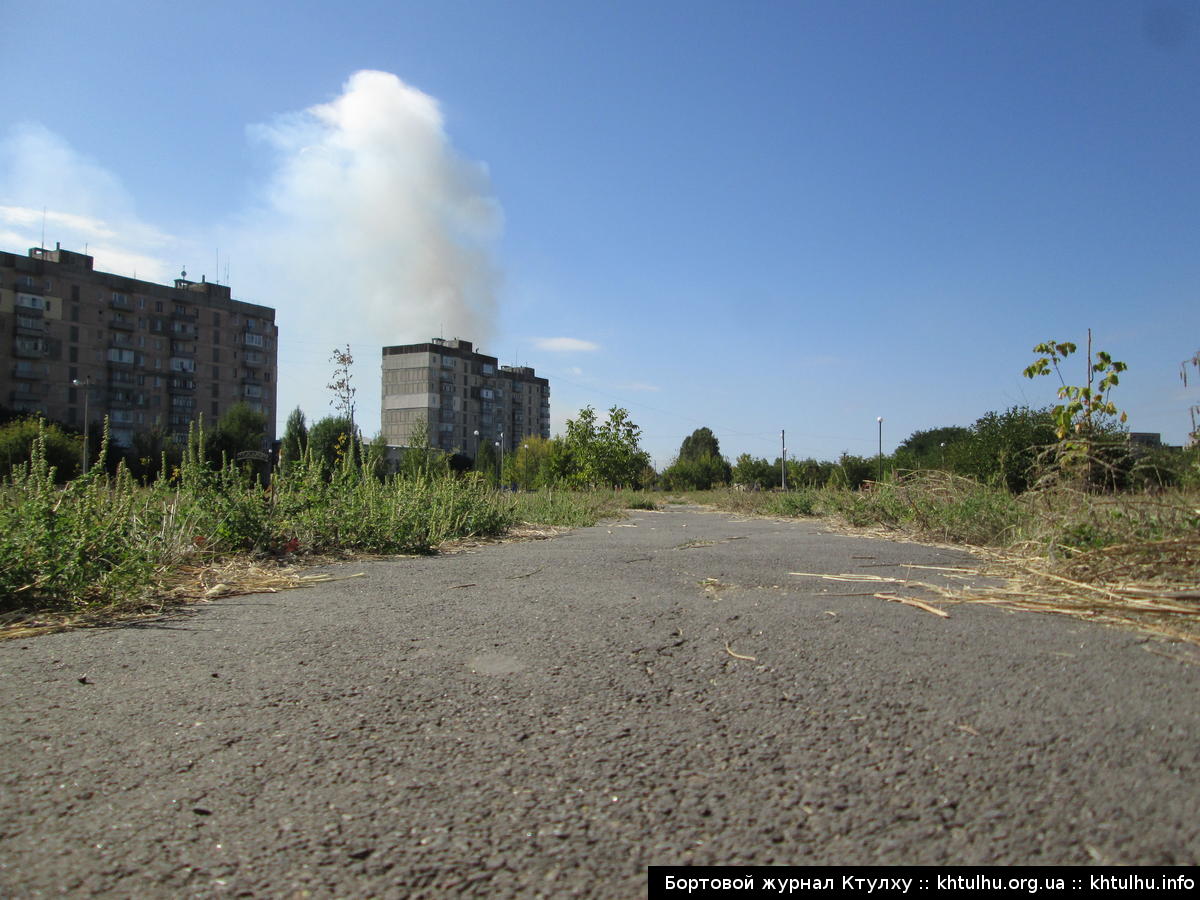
781 429 787 491
877 417 884 484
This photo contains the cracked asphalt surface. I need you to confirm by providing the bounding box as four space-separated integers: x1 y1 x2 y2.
2 505 1198 896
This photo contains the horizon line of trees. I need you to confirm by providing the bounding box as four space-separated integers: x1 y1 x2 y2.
4 399 1193 492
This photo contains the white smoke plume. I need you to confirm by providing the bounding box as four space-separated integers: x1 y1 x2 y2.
230 70 504 434
240 70 501 338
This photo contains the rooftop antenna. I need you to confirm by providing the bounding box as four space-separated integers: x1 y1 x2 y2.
40 206 46 250
215 248 220 284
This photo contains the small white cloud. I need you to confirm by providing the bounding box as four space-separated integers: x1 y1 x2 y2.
534 337 599 353
568 366 584 376
623 382 660 392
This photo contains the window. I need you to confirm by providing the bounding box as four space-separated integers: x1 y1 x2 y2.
107 348 135 364
15 293 45 310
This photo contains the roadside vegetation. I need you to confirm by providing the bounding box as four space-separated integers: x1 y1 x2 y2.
1 336 1196 640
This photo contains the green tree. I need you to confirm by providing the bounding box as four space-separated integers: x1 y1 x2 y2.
663 426 730 490
307 415 356 477
662 453 729 490
595 406 652 489
474 438 500 486
953 406 1057 492
679 427 722 462
830 453 875 490
562 406 651 489
543 436 578 486
397 418 450 480
731 453 774 489
280 407 308 472
503 436 553 490
894 426 972 470
209 403 269 467
0 417 82 481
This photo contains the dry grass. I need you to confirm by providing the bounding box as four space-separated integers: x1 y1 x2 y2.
0 557 370 640
955 536 1200 646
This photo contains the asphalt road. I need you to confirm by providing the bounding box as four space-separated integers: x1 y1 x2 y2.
2 505 1197 897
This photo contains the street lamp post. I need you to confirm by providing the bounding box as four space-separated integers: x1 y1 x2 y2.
498 431 505 487
781 429 787 491
876 416 884 485
72 376 93 475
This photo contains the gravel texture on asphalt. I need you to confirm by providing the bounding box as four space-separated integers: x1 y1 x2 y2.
1 505 1198 897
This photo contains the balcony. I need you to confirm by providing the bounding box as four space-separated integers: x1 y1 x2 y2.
109 333 134 349
168 378 195 392
15 316 47 335
10 382 45 402
13 338 46 358
242 384 264 400
109 371 136 386
110 293 133 311
12 362 48 380
242 332 265 348
109 315 136 331
170 306 198 321
170 322 197 337
170 342 195 357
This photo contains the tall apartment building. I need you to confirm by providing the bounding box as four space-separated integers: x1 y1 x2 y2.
0 244 278 448
381 338 550 456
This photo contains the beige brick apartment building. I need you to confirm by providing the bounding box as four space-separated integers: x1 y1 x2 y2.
0 244 277 448
382 338 550 456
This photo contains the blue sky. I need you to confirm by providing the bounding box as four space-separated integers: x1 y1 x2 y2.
2 0 1197 467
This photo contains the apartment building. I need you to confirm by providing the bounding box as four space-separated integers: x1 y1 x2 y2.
0 244 277 448
381 338 550 455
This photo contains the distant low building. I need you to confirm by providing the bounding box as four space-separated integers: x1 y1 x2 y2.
0 244 277 447
1128 432 1163 448
381 338 550 456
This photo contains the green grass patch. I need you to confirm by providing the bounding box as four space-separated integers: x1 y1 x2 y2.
0 425 513 616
